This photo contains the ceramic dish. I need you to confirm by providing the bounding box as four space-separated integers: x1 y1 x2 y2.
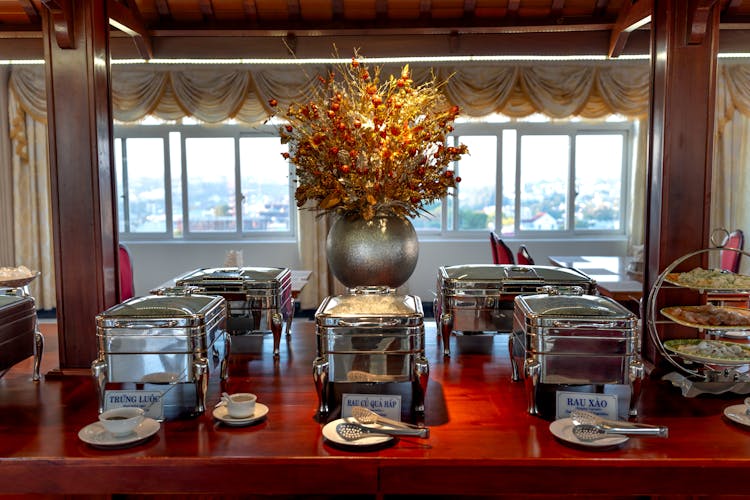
663 339 750 366
213 403 269 426
549 418 629 448
723 404 750 428
78 417 160 449
321 417 395 449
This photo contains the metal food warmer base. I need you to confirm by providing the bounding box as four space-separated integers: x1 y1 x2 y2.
173 267 293 357
435 264 597 357
511 291 643 420
313 287 429 424
92 294 230 421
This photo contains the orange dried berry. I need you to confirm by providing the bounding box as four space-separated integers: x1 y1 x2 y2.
455 176 462 182
444 170 454 178
281 152 290 159
351 58 359 67
353 120 362 128
268 98 278 107
339 164 351 174
285 125 293 132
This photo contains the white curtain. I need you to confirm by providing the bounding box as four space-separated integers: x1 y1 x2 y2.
0 68 14 267
5 61 658 309
712 63 750 272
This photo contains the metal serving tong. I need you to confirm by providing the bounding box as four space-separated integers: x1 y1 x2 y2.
351 406 426 430
570 410 668 442
336 422 430 441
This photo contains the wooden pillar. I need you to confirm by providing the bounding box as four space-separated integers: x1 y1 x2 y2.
644 0 720 365
42 0 118 373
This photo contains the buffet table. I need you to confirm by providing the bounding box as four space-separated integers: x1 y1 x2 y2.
1 319 750 498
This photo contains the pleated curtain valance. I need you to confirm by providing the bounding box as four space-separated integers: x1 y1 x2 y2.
10 61 655 126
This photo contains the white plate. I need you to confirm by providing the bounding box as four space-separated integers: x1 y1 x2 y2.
321 417 395 448
78 418 160 449
723 404 750 427
213 402 269 426
549 418 629 448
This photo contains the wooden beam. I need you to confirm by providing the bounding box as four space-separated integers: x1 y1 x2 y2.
287 0 301 21
594 0 611 17
419 0 432 20
687 0 719 44
722 0 742 15
332 0 345 21
375 0 388 21
18 0 41 24
551 0 565 18
154 0 171 19
199 0 215 20
609 0 652 58
107 0 153 59
507 0 520 22
242 0 257 20
41 0 74 48
463 0 477 19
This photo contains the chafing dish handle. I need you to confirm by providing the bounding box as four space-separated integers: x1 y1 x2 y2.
551 321 619 329
337 320 401 327
112 320 180 328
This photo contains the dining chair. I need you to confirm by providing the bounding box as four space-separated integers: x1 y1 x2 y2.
720 229 744 273
517 245 535 265
118 243 135 301
490 231 515 264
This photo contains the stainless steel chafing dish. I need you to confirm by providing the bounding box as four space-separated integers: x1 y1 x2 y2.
435 264 597 356
313 287 429 423
92 294 229 420
511 289 643 419
173 267 293 357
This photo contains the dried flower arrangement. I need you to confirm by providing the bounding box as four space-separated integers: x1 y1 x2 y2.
269 56 468 221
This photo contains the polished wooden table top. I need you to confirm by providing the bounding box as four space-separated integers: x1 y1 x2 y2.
548 255 645 302
1 319 750 497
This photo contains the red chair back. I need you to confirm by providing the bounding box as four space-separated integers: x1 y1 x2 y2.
118 243 135 301
721 229 744 273
517 245 535 265
490 232 515 265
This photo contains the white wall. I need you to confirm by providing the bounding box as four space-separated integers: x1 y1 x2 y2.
126 237 628 308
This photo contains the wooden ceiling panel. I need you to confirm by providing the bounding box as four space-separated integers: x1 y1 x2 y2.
343 0 377 20
300 0 333 21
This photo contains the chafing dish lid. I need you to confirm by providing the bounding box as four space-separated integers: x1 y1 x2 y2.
96 294 225 327
175 267 289 289
439 264 594 288
515 293 634 319
0 294 32 309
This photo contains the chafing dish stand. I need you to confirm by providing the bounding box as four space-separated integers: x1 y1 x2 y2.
435 264 596 357
173 267 293 357
512 289 643 419
92 294 229 421
313 287 429 424
0 288 43 381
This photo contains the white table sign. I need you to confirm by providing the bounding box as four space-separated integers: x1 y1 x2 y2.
341 394 402 421
556 391 618 420
104 390 165 420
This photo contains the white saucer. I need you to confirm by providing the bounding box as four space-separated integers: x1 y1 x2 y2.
723 404 750 427
721 330 750 339
213 403 269 426
549 418 629 448
321 417 395 448
78 418 160 449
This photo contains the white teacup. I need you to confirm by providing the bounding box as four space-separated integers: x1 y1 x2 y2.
99 407 145 437
222 392 257 418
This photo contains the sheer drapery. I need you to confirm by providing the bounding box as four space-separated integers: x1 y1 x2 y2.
713 63 750 272
6 76 55 308
4 61 662 309
0 68 14 267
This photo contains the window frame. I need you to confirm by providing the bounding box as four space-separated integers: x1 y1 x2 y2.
114 123 297 242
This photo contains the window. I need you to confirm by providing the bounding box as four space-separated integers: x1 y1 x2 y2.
115 124 294 240
115 117 634 241
411 118 635 237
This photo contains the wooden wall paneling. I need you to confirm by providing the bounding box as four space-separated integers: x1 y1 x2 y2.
644 0 720 367
42 0 118 373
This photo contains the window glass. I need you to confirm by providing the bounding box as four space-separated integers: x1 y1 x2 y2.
456 135 497 231
114 138 125 233
185 137 236 233
574 134 623 230
123 137 167 233
239 137 291 232
501 130 516 235
519 135 569 232
169 132 182 238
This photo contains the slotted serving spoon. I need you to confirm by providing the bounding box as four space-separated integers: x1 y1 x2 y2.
351 406 425 430
336 422 430 441
572 423 668 442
